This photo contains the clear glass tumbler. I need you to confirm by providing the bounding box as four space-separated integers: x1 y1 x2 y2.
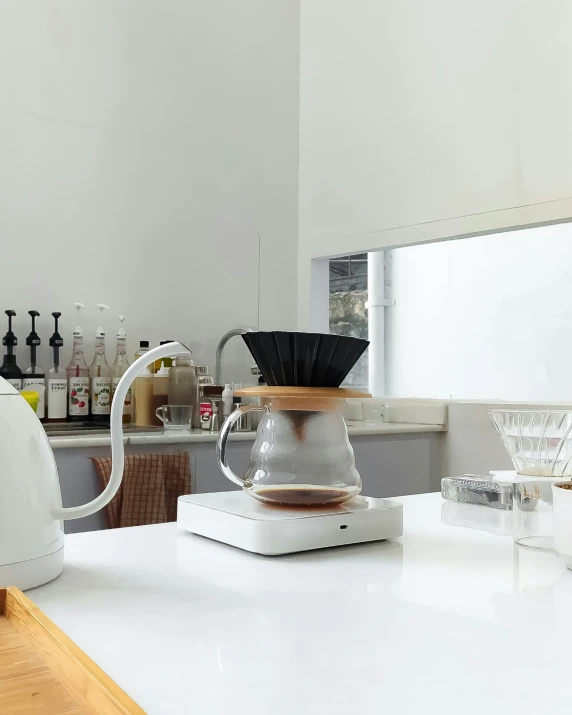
488 410 572 550
155 404 192 431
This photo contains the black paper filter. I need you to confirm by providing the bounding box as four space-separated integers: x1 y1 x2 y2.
242 332 369 388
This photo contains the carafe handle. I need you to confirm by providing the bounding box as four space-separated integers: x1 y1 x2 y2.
217 405 266 487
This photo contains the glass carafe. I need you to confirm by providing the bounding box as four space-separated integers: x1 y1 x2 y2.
216 390 364 507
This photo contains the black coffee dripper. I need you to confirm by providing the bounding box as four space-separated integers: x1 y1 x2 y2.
242 332 369 442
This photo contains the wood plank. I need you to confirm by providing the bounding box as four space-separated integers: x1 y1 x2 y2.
0 618 87 714
2 588 145 715
235 386 371 398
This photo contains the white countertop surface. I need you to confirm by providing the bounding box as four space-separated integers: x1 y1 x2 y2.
49 421 445 449
29 491 569 715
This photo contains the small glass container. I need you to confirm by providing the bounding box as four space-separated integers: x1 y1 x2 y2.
441 475 513 510
488 410 572 551
512 475 559 551
155 404 193 431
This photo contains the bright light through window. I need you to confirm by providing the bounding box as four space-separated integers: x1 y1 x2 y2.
329 254 369 390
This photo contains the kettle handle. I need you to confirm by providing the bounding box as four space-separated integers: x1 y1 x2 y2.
216 405 266 487
52 342 191 521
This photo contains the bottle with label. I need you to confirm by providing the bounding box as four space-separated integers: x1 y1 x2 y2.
46 311 67 422
89 304 111 425
154 340 175 371
23 310 46 421
134 341 154 427
168 355 197 415
151 361 170 427
66 303 90 422
194 365 214 429
0 310 23 390
110 315 132 424
200 401 213 430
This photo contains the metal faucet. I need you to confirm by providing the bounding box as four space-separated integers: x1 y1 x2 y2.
215 328 250 385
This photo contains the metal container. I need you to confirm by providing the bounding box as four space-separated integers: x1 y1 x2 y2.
232 410 252 432
441 475 513 510
194 365 214 429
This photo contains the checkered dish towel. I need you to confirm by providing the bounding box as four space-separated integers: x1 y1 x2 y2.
91 452 191 528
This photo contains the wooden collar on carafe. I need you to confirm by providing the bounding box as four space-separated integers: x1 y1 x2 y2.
234 386 372 412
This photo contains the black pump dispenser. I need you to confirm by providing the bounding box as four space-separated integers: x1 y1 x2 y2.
23 311 46 420
46 312 67 422
26 310 41 372
0 310 22 388
49 312 64 370
3 310 17 353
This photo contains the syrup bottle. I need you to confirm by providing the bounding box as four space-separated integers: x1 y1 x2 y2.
46 312 67 422
89 304 111 425
110 315 132 424
66 303 89 422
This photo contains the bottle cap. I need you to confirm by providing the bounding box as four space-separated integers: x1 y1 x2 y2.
174 355 194 366
139 340 150 349
155 360 170 377
196 365 209 376
224 383 232 391
160 340 174 345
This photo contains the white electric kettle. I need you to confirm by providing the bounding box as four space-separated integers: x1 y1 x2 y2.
0 342 189 590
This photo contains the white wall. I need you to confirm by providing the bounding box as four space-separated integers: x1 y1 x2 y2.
299 0 572 329
0 0 299 382
386 225 572 401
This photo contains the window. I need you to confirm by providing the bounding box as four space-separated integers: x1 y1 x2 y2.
329 254 368 389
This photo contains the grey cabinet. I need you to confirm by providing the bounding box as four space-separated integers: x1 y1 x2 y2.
54 431 443 533
354 434 443 499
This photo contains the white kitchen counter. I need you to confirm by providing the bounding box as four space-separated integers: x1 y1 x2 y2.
29 492 571 715
49 421 446 449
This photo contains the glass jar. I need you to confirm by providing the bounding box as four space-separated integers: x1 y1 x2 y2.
217 388 368 507
168 356 196 413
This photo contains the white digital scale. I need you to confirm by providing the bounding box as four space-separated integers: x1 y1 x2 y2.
177 491 403 555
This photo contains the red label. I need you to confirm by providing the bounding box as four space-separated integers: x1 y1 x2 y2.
200 402 213 426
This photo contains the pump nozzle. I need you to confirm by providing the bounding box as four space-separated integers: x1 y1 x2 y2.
73 303 85 338
26 310 41 369
3 310 17 350
95 304 110 338
50 312 62 342
50 312 64 369
117 314 127 339
26 311 41 347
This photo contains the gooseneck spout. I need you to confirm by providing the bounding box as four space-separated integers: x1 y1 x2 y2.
52 341 191 520
215 328 248 385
